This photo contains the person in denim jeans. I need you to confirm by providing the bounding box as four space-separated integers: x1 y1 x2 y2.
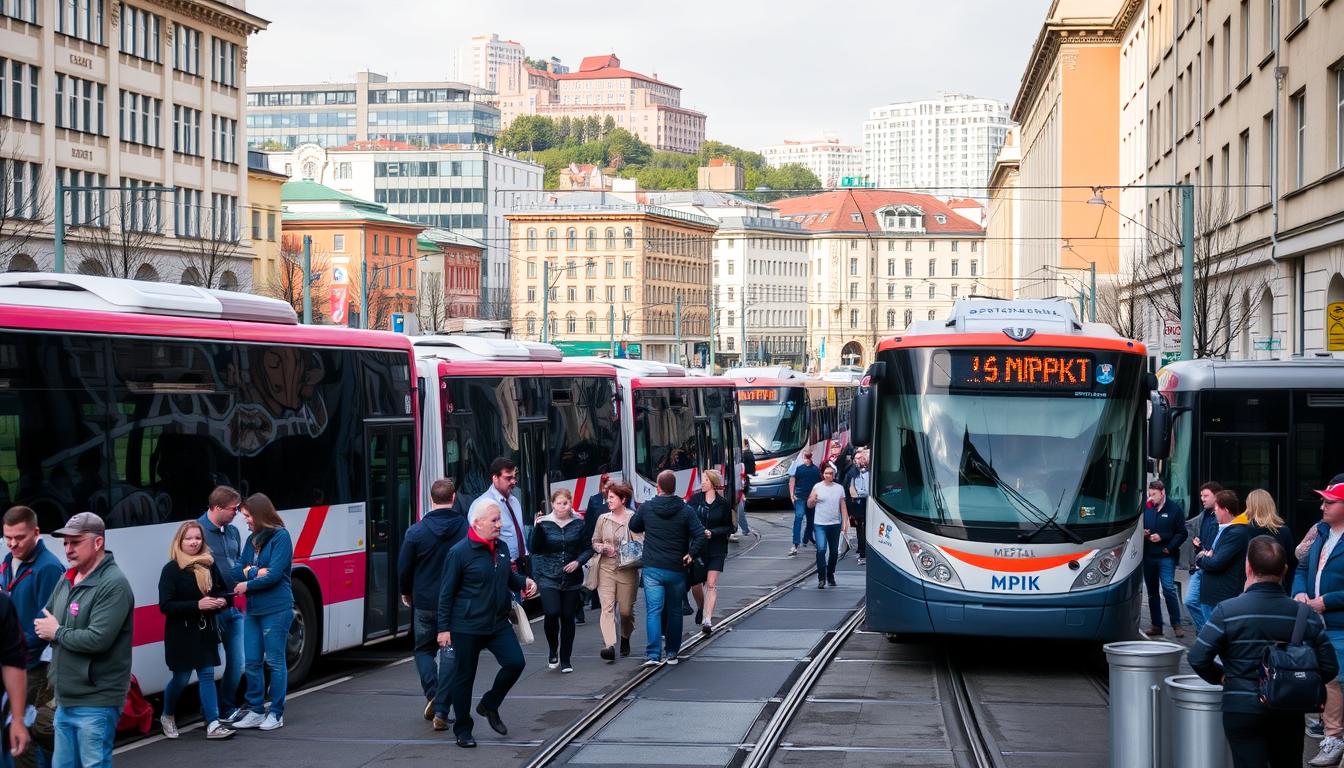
629 470 705 666
787 450 821 556
197 485 244 723
229 494 293 732
1184 482 1223 635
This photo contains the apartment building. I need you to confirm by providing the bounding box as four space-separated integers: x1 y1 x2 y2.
0 0 266 284
862 93 1013 198
759 139 864 189
450 33 524 93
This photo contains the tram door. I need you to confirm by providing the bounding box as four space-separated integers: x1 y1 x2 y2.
363 420 416 640
1202 434 1285 513
517 419 549 523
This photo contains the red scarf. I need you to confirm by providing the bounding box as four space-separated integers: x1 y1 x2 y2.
468 527 496 556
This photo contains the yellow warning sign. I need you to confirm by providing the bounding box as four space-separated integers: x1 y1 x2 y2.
1328 302 1344 352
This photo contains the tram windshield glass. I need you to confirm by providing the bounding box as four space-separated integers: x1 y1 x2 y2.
738 387 807 458
872 347 1146 543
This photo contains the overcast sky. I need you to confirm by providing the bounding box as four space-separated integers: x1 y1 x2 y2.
246 0 1052 149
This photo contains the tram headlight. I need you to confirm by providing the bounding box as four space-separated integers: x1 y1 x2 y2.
1070 542 1129 591
767 457 794 478
902 535 963 588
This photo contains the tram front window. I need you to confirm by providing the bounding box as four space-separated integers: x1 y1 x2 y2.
872 348 1145 543
738 387 807 458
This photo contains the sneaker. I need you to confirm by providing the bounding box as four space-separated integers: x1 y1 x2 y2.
728 533 741 542
560 663 574 673
160 714 179 739
1306 718 1325 739
789 546 798 556
259 713 284 731
665 656 679 666
219 709 243 725
701 621 712 636
1308 736 1344 766
818 581 826 589
548 655 559 670
856 557 866 565
232 711 265 730
641 658 662 668
205 721 235 740
424 698 434 721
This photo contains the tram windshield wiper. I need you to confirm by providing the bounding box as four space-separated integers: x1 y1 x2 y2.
965 455 1083 544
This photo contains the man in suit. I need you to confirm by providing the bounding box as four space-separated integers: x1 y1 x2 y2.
1141 480 1187 638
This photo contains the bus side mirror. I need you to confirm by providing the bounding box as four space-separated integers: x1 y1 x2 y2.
852 362 886 449
1147 392 1171 460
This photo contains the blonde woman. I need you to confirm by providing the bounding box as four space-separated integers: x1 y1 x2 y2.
1245 489 1296 591
688 470 732 634
591 481 640 662
158 521 235 740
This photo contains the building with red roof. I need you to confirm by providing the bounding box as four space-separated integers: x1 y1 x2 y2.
496 54 706 153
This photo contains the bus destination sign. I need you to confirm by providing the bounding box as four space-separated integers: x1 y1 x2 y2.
950 351 1096 390
738 388 781 402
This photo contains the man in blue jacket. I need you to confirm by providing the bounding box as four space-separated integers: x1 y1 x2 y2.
1 506 62 768
629 470 706 667
1196 490 1251 616
398 479 467 732
1294 481 1344 767
1141 480 1187 638
1184 481 1223 635
197 485 244 723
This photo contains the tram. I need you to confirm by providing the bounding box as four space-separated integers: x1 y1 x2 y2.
723 367 856 502
853 300 1151 640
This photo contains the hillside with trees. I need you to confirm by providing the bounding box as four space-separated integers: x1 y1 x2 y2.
495 116 822 194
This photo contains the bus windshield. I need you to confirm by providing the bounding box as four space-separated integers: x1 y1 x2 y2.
872 347 1145 543
738 387 807 457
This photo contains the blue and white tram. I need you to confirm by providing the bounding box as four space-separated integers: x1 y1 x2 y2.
852 300 1152 640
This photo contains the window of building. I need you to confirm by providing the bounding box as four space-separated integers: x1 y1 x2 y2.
566 227 578 250
1293 90 1307 188
266 213 276 241
927 258 936 277
887 259 895 276
970 260 978 277
605 286 614 301
904 240 912 252
904 285 913 300
887 309 896 328
173 24 201 75
887 284 895 300
212 116 237 164
951 259 959 277
526 228 537 250
849 257 858 276
586 314 596 334
566 287 576 302
173 105 201 155
928 240 935 252
585 227 597 249
951 241 959 252
623 286 631 301
55 74 106 136
333 234 346 252
120 5 162 63
527 287 536 302
209 193 237 241
586 287 595 302
928 284 935 299
0 60 40 123
334 162 352 179
849 283 858 300
623 227 634 248
951 284 959 299
174 186 200 237
623 260 633 277
1336 68 1344 170
904 258 913 277
56 0 104 44
0 0 37 23
849 309 858 328
526 261 536 279
119 90 161 147
251 209 261 240
605 228 616 248
546 228 558 250
904 309 912 327
211 38 238 88
928 309 936 321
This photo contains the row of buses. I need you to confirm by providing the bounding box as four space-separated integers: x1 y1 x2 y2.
0 274 857 693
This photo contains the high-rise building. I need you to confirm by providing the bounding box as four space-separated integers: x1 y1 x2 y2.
245 72 499 151
263 141 542 319
450 33 525 93
759 139 863 189
496 54 706 153
862 93 1012 198
0 0 267 285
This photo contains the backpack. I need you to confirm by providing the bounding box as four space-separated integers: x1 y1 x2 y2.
1259 602 1327 711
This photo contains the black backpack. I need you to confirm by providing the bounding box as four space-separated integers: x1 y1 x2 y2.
1259 602 1327 711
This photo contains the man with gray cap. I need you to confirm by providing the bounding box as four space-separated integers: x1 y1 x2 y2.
33 512 134 768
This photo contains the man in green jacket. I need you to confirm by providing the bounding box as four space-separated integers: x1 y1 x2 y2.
33 512 134 768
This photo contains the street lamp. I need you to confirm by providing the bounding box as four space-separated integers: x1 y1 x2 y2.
54 178 174 273
1052 242 1097 322
1088 183 1195 359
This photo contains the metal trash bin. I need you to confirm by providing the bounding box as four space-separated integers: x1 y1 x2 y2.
1165 674 1231 768
1104 641 1186 768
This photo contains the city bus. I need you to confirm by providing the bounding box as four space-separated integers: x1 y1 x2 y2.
1149 357 1344 538
0 273 419 693
723 367 856 502
414 336 623 526
566 358 741 506
853 299 1151 640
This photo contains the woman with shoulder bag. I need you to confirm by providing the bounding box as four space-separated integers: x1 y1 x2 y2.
158 521 235 741
529 488 593 673
689 470 732 634
591 481 641 662
230 493 293 732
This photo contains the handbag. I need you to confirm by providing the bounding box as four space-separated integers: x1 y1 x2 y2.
616 527 643 570
1259 602 1326 711
582 560 600 591
510 600 534 645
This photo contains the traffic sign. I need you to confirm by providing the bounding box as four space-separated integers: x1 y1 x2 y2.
1328 302 1344 351
1253 337 1282 351
1160 351 1180 367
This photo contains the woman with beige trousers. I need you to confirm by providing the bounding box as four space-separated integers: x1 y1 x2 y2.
590 480 642 662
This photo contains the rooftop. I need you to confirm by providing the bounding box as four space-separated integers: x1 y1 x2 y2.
525 52 676 88
281 180 422 228
772 190 985 235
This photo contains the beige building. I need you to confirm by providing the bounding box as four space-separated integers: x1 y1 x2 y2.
246 150 285 289
0 0 267 285
506 198 717 363
986 128 1021 303
496 54 706 153
773 191 988 370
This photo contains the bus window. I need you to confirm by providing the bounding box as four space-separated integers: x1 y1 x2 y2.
547 378 622 483
443 377 518 507
635 389 696 478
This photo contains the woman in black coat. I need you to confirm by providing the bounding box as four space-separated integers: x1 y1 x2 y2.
689 469 734 634
529 488 593 673
159 521 235 740
1245 489 1297 593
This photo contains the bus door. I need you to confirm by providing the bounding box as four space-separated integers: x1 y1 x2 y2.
363 419 416 640
518 419 549 522
1202 433 1286 510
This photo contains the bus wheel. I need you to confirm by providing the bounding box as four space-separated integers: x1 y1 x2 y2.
287 580 319 685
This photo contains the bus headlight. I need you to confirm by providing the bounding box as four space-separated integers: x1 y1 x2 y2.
903 536 963 588
1070 542 1129 591
767 457 794 477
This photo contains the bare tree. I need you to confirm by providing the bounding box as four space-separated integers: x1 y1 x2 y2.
479 286 512 321
415 273 447 333
71 189 167 279
1094 257 1144 340
0 125 51 271
349 264 397 331
1131 191 1268 359
260 234 329 323
179 210 241 289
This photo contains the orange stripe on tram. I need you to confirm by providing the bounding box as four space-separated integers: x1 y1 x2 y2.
940 546 1092 573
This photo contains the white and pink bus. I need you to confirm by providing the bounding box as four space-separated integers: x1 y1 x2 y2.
0 274 419 693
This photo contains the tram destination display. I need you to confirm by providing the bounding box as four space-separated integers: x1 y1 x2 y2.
944 349 1109 392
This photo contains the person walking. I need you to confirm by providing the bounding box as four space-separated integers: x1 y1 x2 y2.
1190 536 1338 768
437 502 538 749
157 521 235 741
1 506 63 768
1245 489 1296 594
578 473 611 623
529 488 592 674
737 440 756 539
1141 480 1187 638
629 470 706 667
591 482 640 662
807 465 848 589
33 512 134 768
688 470 732 634
844 449 870 565
0 587 30 767
1196 490 1251 617
787 450 821 556
196 486 245 723
469 458 529 574
1184 481 1224 635
1295 481 1344 767
397 478 467 731
229 493 293 732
